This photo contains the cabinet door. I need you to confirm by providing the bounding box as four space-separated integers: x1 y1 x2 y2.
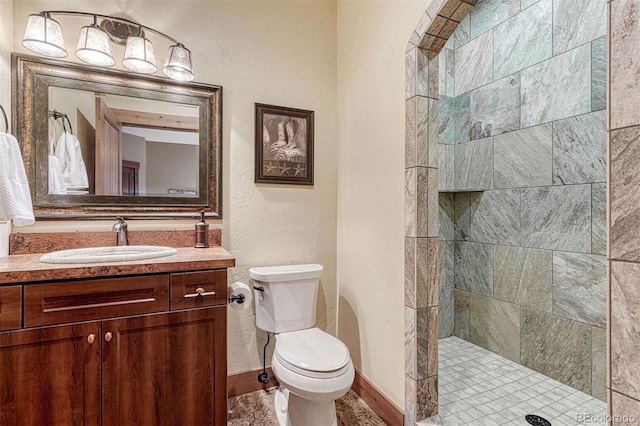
0 321 101 425
102 307 226 425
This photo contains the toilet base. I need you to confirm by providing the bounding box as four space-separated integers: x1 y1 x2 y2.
274 385 338 426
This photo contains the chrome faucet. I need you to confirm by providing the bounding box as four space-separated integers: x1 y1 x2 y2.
112 217 128 246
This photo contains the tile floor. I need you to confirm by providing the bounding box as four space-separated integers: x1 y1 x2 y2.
419 337 607 426
227 388 385 426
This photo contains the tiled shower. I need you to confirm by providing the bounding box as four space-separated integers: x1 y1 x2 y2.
435 0 607 405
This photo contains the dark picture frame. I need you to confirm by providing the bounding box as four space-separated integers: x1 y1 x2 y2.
255 103 314 185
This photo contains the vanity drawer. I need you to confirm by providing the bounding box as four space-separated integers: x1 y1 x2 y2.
170 270 227 310
0 286 22 331
24 275 169 327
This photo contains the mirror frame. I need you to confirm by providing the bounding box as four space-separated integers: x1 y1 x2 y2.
12 53 222 219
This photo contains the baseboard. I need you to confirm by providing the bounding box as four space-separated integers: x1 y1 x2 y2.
352 370 404 426
228 367 279 398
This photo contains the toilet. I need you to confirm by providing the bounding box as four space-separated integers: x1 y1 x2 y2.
249 264 355 426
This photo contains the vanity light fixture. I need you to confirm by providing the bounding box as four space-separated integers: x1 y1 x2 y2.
22 11 195 81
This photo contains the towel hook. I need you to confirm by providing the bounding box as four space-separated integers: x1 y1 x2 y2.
0 105 7 134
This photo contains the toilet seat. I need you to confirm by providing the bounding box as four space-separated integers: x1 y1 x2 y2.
275 328 351 379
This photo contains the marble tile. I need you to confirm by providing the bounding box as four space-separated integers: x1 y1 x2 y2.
552 251 606 328
416 167 430 237
439 193 455 241
469 293 520 362
611 0 640 129
406 306 417 378
406 48 416 100
405 237 416 308
439 241 455 291
494 0 552 80
454 290 470 340
428 306 438 376
417 307 429 379
227 388 278 426
428 54 440 99
438 145 455 191
592 183 606 255
611 126 640 262
521 43 592 128
521 184 591 252
469 0 520 39
405 168 417 237
469 74 520 140
438 96 455 145
417 97 438 168
468 190 520 245
428 168 439 237
454 93 471 143
611 391 640 426
334 390 386 426
521 309 592 393
591 326 606 401
552 110 606 185
445 49 455 98
416 238 432 308
552 0 606 55
454 30 493 96
439 289 455 338
611 261 640 400
521 0 541 9
406 97 417 168
405 377 417 426
591 37 606 112
428 97 439 169
416 376 438 420
453 14 470 48
494 123 553 189
438 51 447 98
454 138 493 190
494 245 552 312
417 48 431 98
454 241 493 296
454 192 470 241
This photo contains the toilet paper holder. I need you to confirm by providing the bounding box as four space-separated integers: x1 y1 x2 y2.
227 281 252 309
228 293 245 304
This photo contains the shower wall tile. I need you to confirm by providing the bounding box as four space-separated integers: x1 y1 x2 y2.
469 293 521 362
521 309 592 393
428 306 438 377
521 43 591 128
552 0 606 55
416 168 430 237
552 251 606 328
592 326 606 401
454 138 493 190
405 307 418 379
439 240 455 291
406 48 416 100
454 93 471 143
591 37 607 112
453 15 470 48
610 0 640 129
438 144 455 191
439 289 454 338
454 30 494 96
405 168 417 237
439 50 447 98
406 98 416 168
416 238 437 308
493 123 553 189
468 190 521 246
404 377 416 426
417 307 429 379
416 48 431 97
493 0 552 80
469 74 520 140
439 193 455 241
592 183 606 255
611 392 640 425
611 261 640 400
427 238 440 307
438 96 456 145
469 0 519 39
405 237 416 308
611 126 640 262
454 192 471 241
428 55 440 100
521 0 541 9
494 246 552 312
428 168 439 238
454 241 493 297
416 376 438 420
417 97 439 168
552 111 606 185
521 184 591 252
445 49 455 98
454 290 470 340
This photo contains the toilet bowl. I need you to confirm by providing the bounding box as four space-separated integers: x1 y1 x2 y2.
249 264 355 426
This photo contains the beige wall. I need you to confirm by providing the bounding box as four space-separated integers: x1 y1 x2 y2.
11 1 337 375
337 0 427 408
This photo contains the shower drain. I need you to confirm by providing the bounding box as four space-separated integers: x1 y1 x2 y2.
525 414 552 426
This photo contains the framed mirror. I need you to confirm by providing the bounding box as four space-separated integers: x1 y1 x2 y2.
12 54 222 219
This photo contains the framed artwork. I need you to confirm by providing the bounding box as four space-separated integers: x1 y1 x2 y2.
255 103 314 185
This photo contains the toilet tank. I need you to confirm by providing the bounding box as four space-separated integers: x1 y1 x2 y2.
249 264 323 333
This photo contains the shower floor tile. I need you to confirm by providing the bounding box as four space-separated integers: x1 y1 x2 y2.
418 337 607 426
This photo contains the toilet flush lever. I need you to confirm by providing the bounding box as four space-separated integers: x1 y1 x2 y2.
254 285 264 292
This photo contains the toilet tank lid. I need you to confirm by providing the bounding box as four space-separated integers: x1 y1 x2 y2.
249 264 323 282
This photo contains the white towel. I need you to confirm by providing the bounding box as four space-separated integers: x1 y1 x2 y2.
0 132 35 227
48 130 66 194
56 131 89 189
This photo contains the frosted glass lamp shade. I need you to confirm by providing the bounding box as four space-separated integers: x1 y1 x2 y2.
122 35 157 74
22 14 67 58
163 44 195 82
76 25 115 67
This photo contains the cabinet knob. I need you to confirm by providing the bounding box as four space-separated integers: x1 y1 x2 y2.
87 334 96 344
105 332 113 342
195 287 205 294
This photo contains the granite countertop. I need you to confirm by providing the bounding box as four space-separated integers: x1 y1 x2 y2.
0 246 235 285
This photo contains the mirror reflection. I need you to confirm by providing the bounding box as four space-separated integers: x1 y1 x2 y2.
48 88 200 197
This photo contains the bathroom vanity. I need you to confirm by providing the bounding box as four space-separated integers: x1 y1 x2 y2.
0 245 234 425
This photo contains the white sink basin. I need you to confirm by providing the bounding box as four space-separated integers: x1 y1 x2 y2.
39 245 178 264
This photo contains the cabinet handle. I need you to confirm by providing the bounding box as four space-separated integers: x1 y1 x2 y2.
184 288 216 298
104 332 113 342
196 287 205 294
87 334 96 344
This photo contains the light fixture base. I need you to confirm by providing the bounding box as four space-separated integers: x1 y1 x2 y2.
99 19 143 45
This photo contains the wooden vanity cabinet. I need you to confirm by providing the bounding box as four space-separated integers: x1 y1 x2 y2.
0 270 228 426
